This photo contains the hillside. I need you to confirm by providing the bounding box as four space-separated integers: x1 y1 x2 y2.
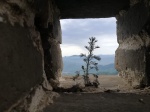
62 55 118 75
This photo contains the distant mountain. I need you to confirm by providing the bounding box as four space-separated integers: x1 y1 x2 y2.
63 54 115 65
97 64 118 75
62 55 118 75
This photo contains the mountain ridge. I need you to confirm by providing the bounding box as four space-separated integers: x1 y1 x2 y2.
62 55 118 75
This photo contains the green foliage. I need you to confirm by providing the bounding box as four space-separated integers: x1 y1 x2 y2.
79 37 101 87
80 37 101 76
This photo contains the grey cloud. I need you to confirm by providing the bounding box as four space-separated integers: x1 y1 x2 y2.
60 18 117 46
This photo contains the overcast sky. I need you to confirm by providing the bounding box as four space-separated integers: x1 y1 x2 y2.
60 17 118 57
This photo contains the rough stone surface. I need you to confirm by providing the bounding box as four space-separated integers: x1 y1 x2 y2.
117 1 149 43
0 0 61 111
55 0 130 19
52 6 62 44
115 0 150 86
34 0 62 87
50 39 63 79
1 0 150 111
0 21 43 111
11 86 59 112
115 48 146 86
49 39 63 88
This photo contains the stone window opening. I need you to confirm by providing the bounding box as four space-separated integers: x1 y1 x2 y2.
58 18 126 92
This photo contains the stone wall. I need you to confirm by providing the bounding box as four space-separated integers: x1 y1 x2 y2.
0 0 150 111
115 0 150 87
0 0 61 111
55 0 130 19
34 0 62 88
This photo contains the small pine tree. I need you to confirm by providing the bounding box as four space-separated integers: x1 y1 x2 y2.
80 37 101 86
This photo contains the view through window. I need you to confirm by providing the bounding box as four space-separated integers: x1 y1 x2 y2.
59 18 123 91
60 18 118 75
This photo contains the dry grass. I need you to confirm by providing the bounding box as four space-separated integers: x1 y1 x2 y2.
59 75 130 93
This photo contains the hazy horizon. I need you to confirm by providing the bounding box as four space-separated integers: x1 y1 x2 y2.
62 54 115 57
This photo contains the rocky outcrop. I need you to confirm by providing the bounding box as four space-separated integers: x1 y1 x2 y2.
115 0 150 87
